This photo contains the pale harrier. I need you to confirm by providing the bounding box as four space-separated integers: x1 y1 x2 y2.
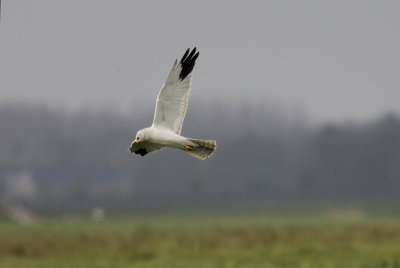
129 48 216 160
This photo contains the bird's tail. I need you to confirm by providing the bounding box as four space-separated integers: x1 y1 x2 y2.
182 139 216 160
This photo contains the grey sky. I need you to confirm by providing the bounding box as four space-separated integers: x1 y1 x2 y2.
1 1 399 122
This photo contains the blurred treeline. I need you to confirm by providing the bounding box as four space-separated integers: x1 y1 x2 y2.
0 102 399 211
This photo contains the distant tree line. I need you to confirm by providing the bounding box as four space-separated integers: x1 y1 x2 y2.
0 103 399 211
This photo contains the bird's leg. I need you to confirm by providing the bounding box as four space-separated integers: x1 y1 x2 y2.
183 145 193 151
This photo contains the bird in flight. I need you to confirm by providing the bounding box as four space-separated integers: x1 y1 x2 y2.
129 48 216 160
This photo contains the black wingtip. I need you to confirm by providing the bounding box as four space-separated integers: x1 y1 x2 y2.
179 47 199 80
134 148 148 156
180 48 190 62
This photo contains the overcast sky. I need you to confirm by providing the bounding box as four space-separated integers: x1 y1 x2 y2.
0 1 399 122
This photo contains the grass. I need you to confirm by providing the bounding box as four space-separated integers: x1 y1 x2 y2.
0 207 400 267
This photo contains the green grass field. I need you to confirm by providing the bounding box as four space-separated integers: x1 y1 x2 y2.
1 208 400 267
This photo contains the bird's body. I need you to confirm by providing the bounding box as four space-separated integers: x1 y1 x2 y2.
129 48 216 160
138 127 189 148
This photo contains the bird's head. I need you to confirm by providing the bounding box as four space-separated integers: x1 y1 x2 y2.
134 131 144 143
128 130 145 153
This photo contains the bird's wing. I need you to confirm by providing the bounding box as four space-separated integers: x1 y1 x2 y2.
130 142 165 157
152 48 199 134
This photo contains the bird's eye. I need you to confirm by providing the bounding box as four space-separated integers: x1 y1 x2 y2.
136 137 139 140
